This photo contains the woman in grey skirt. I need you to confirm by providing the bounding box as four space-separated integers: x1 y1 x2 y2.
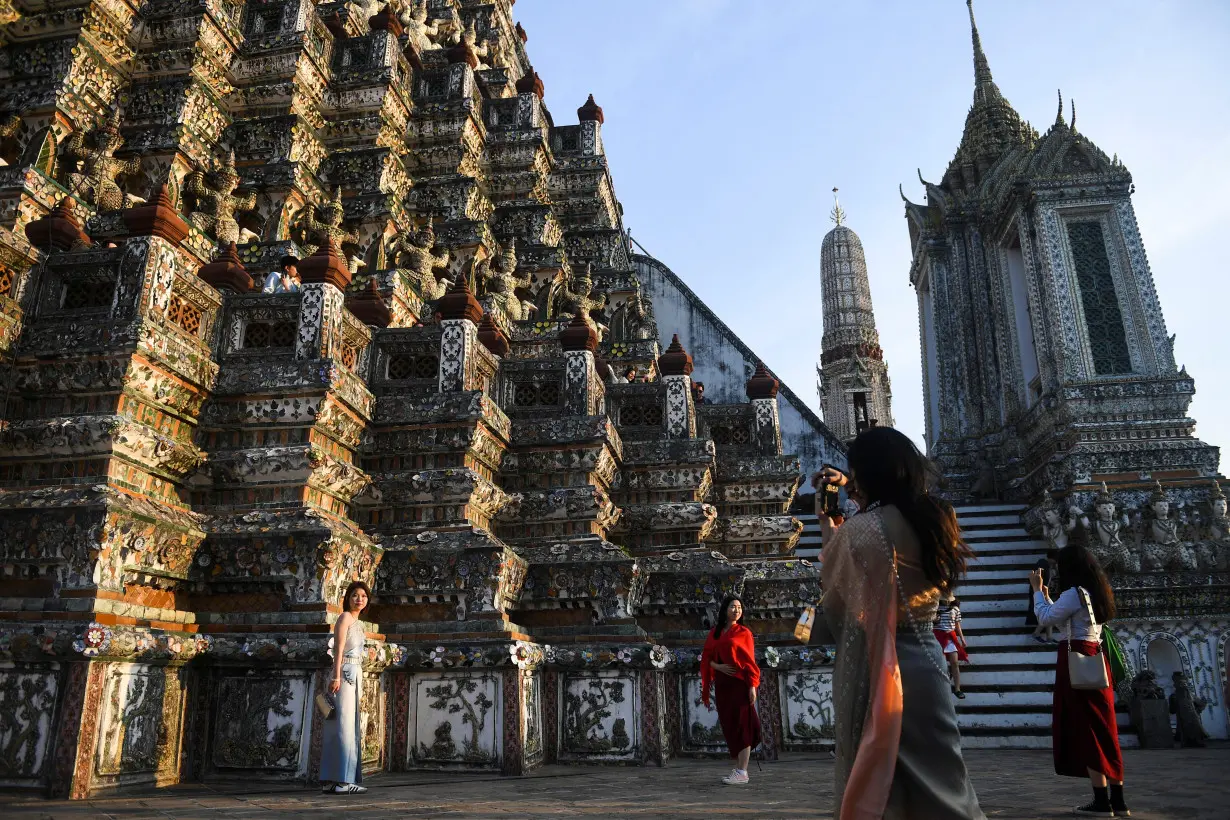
320 581 369 795
818 428 984 819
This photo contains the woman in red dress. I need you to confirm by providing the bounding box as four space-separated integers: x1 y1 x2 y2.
1031 545 1129 817
700 594 762 785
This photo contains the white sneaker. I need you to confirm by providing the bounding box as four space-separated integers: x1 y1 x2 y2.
722 769 749 785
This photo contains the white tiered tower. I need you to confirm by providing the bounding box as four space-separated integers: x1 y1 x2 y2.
816 190 893 443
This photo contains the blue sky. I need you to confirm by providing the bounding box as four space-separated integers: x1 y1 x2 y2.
516 1 1230 461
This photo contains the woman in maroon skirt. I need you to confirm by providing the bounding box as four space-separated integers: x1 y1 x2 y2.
701 594 762 785
1031 545 1129 817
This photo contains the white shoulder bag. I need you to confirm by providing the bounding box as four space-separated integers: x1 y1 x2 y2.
1066 587 1109 690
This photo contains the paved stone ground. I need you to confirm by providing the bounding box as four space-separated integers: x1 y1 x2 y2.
2 748 1226 819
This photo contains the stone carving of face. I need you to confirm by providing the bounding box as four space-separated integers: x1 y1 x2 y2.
321 202 343 227
1096 502 1115 523
1152 500 1169 519
98 128 123 154
1043 509 1060 527
1214 499 1227 518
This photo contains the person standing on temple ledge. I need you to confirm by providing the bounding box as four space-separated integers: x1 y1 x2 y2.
320 581 370 795
701 594 762 785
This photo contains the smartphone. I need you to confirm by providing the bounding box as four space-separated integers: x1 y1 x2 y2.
822 482 841 517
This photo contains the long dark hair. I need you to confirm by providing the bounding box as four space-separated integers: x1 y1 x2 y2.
342 580 371 613
1055 545 1116 623
712 593 745 639
846 427 972 593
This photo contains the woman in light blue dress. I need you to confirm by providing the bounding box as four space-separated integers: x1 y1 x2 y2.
320 581 368 795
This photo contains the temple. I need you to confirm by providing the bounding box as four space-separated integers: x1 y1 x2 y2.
905 1 1228 746
0 0 840 797
817 190 893 443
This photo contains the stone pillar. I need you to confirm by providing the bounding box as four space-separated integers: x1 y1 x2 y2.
747 362 783 454
657 334 695 440
435 277 483 392
501 667 527 775
577 94 604 155
639 669 668 767
48 660 107 799
296 238 352 362
560 312 601 415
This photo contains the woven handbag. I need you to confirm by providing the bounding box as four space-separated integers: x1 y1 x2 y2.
1067 587 1110 690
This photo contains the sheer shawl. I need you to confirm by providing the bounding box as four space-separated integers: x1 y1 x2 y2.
822 508 903 820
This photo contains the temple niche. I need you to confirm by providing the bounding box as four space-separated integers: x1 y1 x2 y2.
0 0 841 797
907 1 1228 741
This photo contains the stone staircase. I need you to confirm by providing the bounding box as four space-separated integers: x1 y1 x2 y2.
954 504 1136 749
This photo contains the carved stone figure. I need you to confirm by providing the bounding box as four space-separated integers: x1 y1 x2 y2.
610 291 655 342
553 263 607 333
0 114 20 165
452 18 490 68
298 187 360 267
401 0 453 54
1207 482 1230 541
185 150 258 245
389 217 451 300
1204 481 1230 571
1038 492 1076 552
478 239 532 321
1127 670 1172 748
1142 481 1197 571
1169 671 1209 747
1080 483 1138 573
968 455 998 501
1148 482 1180 546
61 108 144 211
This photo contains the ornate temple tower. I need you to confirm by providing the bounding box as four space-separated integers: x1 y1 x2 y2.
903 1 1219 500
817 191 893 442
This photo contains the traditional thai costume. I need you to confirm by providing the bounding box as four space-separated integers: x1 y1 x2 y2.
823 505 984 820
700 623 762 758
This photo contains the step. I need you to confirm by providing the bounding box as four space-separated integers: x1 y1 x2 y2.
964 541 1047 555
957 614 1038 630
958 690 1055 708
960 732 1140 750
956 710 1131 730
957 514 1025 528
960 734 1051 749
962 528 1032 541
957 580 1035 596
962 552 1045 567
963 632 1054 649
950 598 1043 615
960 668 1055 686
954 504 1029 515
